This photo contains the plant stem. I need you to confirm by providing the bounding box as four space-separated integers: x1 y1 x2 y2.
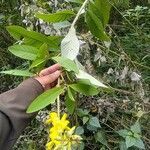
54 0 58 8
71 0 89 29
57 78 60 119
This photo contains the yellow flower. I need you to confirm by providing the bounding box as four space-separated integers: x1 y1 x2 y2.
46 112 82 150
46 141 54 149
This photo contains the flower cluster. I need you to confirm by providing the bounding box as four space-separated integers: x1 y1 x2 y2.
46 112 82 150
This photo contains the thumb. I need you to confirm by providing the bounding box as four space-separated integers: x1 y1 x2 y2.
35 70 61 87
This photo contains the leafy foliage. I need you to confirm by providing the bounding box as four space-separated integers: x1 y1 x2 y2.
118 121 145 149
35 10 75 23
65 87 76 114
0 70 34 77
69 82 99 96
8 45 39 60
76 70 108 88
6 26 61 49
0 0 149 149
86 0 110 41
27 87 64 113
52 56 79 73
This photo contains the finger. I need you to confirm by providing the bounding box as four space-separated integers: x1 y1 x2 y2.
45 82 56 90
37 70 61 86
39 64 60 76
50 80 57 88
44 81 57 90
44 85 51 91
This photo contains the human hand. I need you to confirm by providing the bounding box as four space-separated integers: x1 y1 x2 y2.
35 64 61 90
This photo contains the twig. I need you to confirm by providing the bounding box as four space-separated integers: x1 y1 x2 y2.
110 87 135 95
57 78 60 119
108 26 150 70
108 1 140 34
71 0 89 29
54 0 58 8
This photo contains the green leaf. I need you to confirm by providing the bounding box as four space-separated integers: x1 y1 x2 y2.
24 36 63 50
47 36 63 51
6 26 59 49
67 0 83 4
112 0 129 7
130 121 141 134
99 146 106 150
0 70 34 77
61 27 79 60
52 56 79 73
53 21 71 30
89 0 111 27
78 142 85 150
133 132 140 139
69 83 99 96
30 58 46 69
65 96 75 114
76 70 108 88
119 141 128 150
87 124 98 132
89 116 101 128
134 138 145 149
8 45 38 60
95 131 108 147
67 87 75 101
125 136 136 148
30 43 49 69
65 87 75 114
77 79 92 85
35 10 75 23
117 129 129 138
27 87 64 113
86 10 110 41
76 108 89 117
23 38 43 48
6 25 26 40
82 116 89 124
7 26 42 41
75 126 84 135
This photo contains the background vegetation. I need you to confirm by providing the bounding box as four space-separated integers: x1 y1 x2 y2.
0 0 149 149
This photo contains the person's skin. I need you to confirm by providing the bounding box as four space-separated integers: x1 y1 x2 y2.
35 64 61 90
0 64 61 149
